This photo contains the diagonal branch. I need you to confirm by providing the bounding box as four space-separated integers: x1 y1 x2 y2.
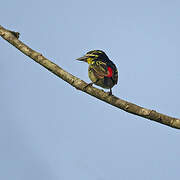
1 25 180 129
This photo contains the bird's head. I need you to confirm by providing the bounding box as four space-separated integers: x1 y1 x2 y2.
76 50 108 64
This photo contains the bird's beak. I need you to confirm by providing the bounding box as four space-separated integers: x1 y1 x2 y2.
76 55 88 62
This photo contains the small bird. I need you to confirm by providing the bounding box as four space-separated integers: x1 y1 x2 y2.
76 50 118 95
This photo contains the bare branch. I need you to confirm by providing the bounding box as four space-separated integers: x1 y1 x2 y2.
1 25 180 129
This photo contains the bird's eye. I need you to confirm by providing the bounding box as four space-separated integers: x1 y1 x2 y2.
88 55 98 58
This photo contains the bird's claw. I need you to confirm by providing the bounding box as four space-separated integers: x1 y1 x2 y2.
108 89 112 96
83 83 93 91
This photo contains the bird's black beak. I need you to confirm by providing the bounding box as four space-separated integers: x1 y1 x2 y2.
76 55 88 62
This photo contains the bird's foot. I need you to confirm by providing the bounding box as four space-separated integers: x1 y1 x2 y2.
107 89 112 96
83 83 93 91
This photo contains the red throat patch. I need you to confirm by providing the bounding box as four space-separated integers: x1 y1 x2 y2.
107 67 113 77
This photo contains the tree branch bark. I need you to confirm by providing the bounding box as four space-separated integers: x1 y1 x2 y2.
1 25 180 129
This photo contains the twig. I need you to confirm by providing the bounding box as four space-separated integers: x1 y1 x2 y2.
0 25 180 129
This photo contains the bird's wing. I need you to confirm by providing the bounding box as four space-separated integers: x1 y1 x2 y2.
90 61 109 78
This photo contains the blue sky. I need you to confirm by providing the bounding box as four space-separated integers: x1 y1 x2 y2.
1 0 180 179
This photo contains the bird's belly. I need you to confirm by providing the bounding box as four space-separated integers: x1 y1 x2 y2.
88 70 98 83
88 70 114 89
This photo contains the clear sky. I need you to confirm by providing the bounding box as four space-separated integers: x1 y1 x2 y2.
1 0 180 179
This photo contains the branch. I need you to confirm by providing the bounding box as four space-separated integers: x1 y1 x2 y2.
1 25 180 129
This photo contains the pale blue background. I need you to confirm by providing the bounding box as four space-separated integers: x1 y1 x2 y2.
1 0 180 179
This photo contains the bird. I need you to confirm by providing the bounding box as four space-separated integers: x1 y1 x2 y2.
76 50 118 95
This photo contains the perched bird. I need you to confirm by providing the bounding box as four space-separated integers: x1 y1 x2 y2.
76 50 118 95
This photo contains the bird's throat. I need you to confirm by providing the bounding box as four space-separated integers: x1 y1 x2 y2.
87 58 92 64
